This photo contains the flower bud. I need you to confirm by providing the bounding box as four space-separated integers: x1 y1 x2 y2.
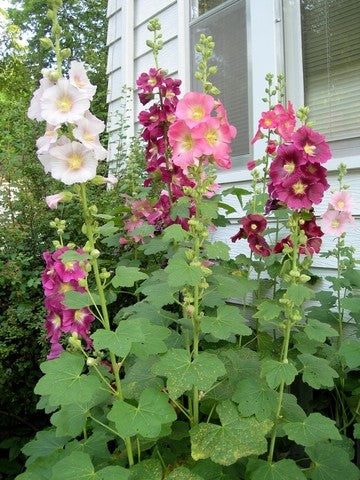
299 274 311 283
61 48 71 59
78 278 87 287
40 37 54 49
90 249 100 259
289 269 300 277
89 205 98 215
68 333 82 350
86 357 99 367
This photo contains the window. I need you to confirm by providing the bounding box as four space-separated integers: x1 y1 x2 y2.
189 0 249 157
300 0 360 141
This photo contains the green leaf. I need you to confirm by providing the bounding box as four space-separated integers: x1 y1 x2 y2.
59 251 89 262
50 451 95 480
254 300 283 322
35 353 101 406
306 444 360 480
62 291 97 309
65 431 111 464
191 460 224 480
165 257 203 287
112 266 148 288
107 387 176 438
139 270 178 307
343 296 360 313
205 241 230 261
304 318 339 342
167 467 204 479
251 459 307 480
152 349 226 399
286 284 314 306
339 340 360 369
218 201 237 214
298 353 339 389
354 424 360 439
343 269 360 288
215 275 257 298
140 237 168 255
281 393 306 423
201 305 251 339
261 359 297 389
232 377 278 421
22 430 69 466
130 223 155 238
199 200 218 220
293 332 322 355
129 459 163 480
130 321 170 358
163 224 189 242
97 466 130 480
91 319 145 357
97 221 118 237
16 451 64 480
170 196 190 220
122 357 164 400
190 400 272 466
283 413 341 446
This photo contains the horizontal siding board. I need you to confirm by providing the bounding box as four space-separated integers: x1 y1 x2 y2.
107 67 125 103
134 3 178 58
134 37 179 82
134 0 176 26
107 0 122 17
107 9 123 46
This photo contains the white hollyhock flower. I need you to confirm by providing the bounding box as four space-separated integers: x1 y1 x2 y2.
73 112 107 160
69 61 97 99
47 141 98 185
28 76 54 121
38 136 70 172
36 124 60 154
41 77 90 125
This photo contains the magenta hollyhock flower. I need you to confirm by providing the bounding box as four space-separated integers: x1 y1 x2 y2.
54 257 87 283
241 214 267 235
47 342 64 360
321 209 355 235
299 237 322 255
329 191 354 212
45 311 63 342
293 125 331 164
175 92 214 127
231 227 247 243
247 160 256 171
259 110 278 129
275 176 326 210
269 144 306 187
62 308 94 349
248 234 271 257
302 216 324 239
301 162 329 190
136 68 166 93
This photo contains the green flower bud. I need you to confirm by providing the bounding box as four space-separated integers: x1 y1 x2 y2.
299 274 311 283
289 269 300 277
40 37 54 49
50 221 57 228
61 48 71 59
90 249 100 259
53 240 61 249
78 278 87 287
86 357 99 367
68 333 82 350
89 205 98 215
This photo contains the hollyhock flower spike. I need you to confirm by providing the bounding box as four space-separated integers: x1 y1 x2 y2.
293 125 331 164
46 141 98 185
41 77 90 125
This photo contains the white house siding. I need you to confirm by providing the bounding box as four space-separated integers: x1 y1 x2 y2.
106 0 360 285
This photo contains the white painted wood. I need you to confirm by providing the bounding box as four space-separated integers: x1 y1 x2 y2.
107 0 122 17
107 67 125 103
134 37 179 80
177 0 190 92
107 8 123 46
134 0 176 26
134 2 178 58
107 38 122 74
123 0 135 138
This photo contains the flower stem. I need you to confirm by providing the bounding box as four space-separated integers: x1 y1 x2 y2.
79 183 134 467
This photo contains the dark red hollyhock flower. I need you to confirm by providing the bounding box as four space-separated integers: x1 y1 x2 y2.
266 140 277 154
273 235 293 254
241 214 267 235
301 215 324 238
248 234 271 257
265 198 281 215
299 237 322 255
231 228 247 243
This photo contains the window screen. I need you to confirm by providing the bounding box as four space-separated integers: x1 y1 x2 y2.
190 0 249 157
301 0 360 141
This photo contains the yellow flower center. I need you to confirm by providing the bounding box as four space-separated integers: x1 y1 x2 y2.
148 77 157 86
52 314 61 327
45 129 55 137
181 132 194 152
337 201 345 209
331 220 340 228
59 283 73 293
83 132 95 142
250 224 258 230
56 96 73 113
67 154 83 170
283 161 295 174
74 310 85 323
205 129 218 146
304 143 316 156
264 118 272 126
292 180 307 195
255 244 262 250
190 105 205 121
64 261 75 271
307 165 317 174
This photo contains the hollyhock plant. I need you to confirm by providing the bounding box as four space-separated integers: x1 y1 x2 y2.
293 125 331 164
27 74 54 121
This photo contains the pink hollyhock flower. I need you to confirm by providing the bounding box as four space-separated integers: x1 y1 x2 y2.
28 75 54 121
293 125 331 164
47 342 64 360
47 141 98 185
241 214 267 235
329 191 354 212
248 234 271 256
73 114 107 160
69 61 97 99
175 92 214 127
168 120 203 171
36 124 60 154
274 101 296 141
45 192 65 209
41 77 90 125
231 227 247 243
250 126 264 144
269 144 306 187
191 117 233 169
259 110 278 129
266 140 277 155
247 160 256 171
214 100 237 138
321 209 355 235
